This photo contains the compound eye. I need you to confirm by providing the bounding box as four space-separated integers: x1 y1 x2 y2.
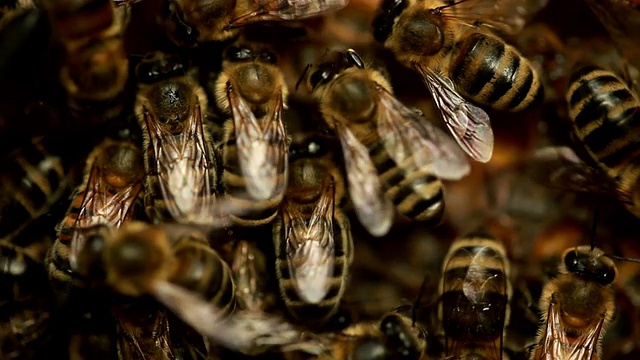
564 250 579 272
259 51 277 64
595 266 616 285
227 46 253 61
309 68 332 89
346 50 365 69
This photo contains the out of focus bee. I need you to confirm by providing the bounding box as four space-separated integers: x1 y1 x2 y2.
305 306 426 359
563 65 640 219
231 239 272 312
215 41 289 227
372 0 547 162
163 0 348 47
273 133 354 325
46 137 144 293
41 0 130 120
530 245 617 360
135 51 223 226
0 136 90 241
306 48 469 236
439 232 512 360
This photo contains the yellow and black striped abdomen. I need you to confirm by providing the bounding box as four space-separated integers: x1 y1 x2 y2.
450 32 543 112
273 210 352 325
221 126 285 227
0 138 68 240
566 66 640 177
440 234 510 354
368 139 444 224
170 237 236 316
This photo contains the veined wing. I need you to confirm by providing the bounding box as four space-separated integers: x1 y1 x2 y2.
375 83 470 180
416 64 493 163
229 0 348 27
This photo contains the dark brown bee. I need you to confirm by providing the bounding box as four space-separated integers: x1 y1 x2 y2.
273 134 354 325
531 246 617 360
46 137 144 293
307 48 468 236
41 0 130 120
215 41 289 227
439 232 512 360
372 0 546 162
135 51 222 226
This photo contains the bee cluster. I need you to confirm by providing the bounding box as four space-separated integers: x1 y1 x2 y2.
2 0 640 359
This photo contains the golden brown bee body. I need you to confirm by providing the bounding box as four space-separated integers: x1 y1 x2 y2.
0 137 82 241
313 312 426 360
307 49 468 236
531 246 617 360
42 0 129 119
439 232 512 360
273 134 353 325
135 52 221 226
102 222 236 316
163 0 240 46
46 138 144 292
566 65 640 218
215 42 289 227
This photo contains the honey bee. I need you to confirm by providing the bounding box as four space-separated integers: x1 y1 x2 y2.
41 0 130 120
439 232 512 360
46 137 144 293
135 51 223 227
0 136 88 241
530 245 617 360
273 133 354 325
372 0 547 162
231 239 272 312
163 0 347 47
215 41 289 227
306 48 469 236
564 65 640 219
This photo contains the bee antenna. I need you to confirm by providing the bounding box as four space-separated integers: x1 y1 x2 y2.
434 0 466 12
295 64 312 91
606 254 640 263
129 53 145 59
412 275 429 327
590 209 599 251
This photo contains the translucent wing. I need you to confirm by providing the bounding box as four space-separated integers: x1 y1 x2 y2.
228 85 288 201
69 161 143 271
232 240 268 312
284 180 335 304
151 281 306 355
438 0 549 35
335 123 394 237
145 99 216 224
375 84 470 180
229 0 348 28
416 64 494 163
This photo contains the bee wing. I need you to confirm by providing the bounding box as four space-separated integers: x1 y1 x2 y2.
335 123 394 237
439 0 549 35
70 162 143 270
537 299 570 359
151 280 305 354
375 84 470 180
416 64 493 163
229 86 288 201
285 181 335 304
567 313 606 359
530 146 629 202
229 0 348 27
232 240 268 312
146 100 216 224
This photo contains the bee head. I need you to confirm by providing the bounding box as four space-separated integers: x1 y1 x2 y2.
309 50 364 91
136 52 186 84
372 0 407 43
226 45 277 64
563 247 617 285
380 313 423 359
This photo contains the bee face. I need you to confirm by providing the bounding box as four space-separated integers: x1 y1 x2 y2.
561 246 617 285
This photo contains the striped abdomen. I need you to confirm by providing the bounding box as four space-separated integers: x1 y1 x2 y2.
367 136 444 224
0 137 69 240
566 66 640 178
221 124 286 227
450 32 543 112
273 210 352 324
440 233 511 358
170 236 236 316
